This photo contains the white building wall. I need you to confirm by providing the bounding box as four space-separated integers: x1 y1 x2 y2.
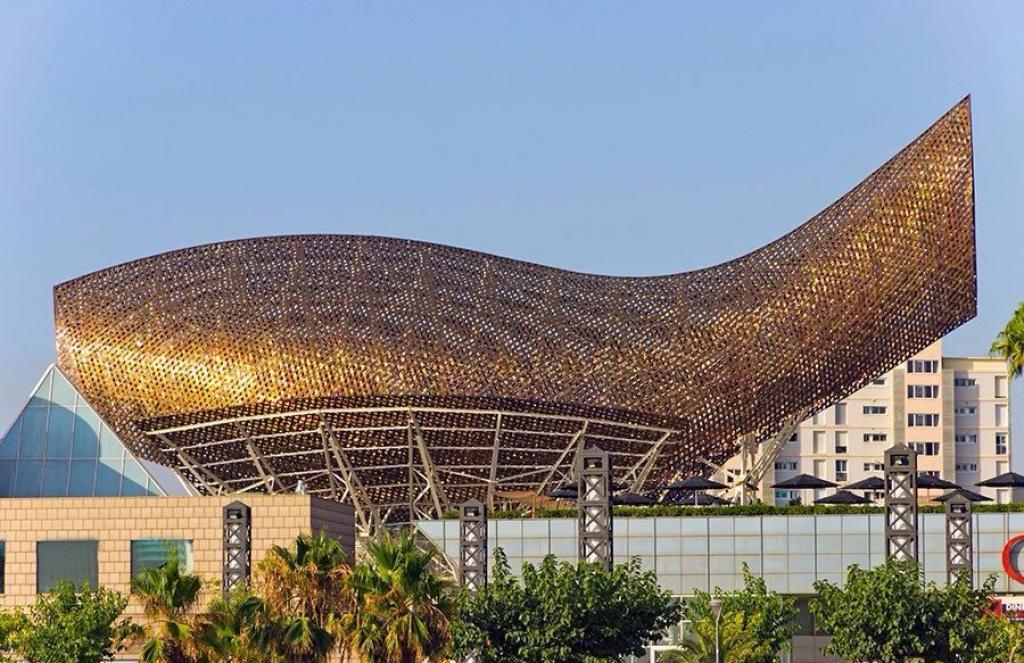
722 339 1012 504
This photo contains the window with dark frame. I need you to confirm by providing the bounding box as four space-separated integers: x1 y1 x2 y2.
36 540 98 593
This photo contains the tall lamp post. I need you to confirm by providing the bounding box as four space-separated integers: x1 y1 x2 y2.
709 598 724 663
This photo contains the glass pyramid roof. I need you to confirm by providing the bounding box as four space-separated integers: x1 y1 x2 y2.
0 366 192 497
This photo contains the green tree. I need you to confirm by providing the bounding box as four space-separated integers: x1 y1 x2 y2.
201 588 289 663
811 560 997 663
992 301 1024 378
4 581 134 663
977 614 1024 662
342 529 457 663
248 530 353 663
671 565 798 663
931 571 999 660
132 550 209 663
0 612 22 663
453 549 681 663
670 566 797 663
668 612 768 663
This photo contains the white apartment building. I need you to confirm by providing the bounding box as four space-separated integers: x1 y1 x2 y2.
724 340 1012 505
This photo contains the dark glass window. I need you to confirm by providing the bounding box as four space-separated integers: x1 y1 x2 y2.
37 540 99 592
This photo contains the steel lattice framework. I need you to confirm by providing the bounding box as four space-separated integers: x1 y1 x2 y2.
52 99 976 525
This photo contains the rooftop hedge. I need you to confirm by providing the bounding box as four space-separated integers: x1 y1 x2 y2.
439 502 1024 520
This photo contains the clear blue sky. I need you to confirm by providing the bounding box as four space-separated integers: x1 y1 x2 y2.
1 2 1022 444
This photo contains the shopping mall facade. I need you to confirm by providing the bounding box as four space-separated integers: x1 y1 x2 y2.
0 97 1016 661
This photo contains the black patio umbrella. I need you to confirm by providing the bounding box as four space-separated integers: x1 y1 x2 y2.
935 488 992 503
977 472 1024 488
814 490 871 505
666 476 729 491
612 492 656 506
916 474 960 490
663 492 731 507
695 493 732 506
665 476 730 505
844 476 884 491
771 474 838 490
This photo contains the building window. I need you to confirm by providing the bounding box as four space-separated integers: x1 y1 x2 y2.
997 433 1009 456
996 375 1008 398
37 540 98 593
835 431 848 454
834 403 847 425
774 489 798 503
954 405 977 416
774 461 798 471
0 541 5 594
955 463 978 473
912 442 939 456
908 360 940 373
907 385 939 398
811 411 824 425
954 376 976 388
863 432 888 443
908 413 940 427
872 377 886 386
955 433 977 444
813 431 826 454
997 404 1009 427
131 540 194 583
835 460 848 482
863 462 883 472
863 405 887 415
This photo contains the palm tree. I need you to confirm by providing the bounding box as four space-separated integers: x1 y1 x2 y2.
669 612 769 663
341 529 457 663
250 530 353 663
992 302 1024 378
198 589 272 663
132 550 209 663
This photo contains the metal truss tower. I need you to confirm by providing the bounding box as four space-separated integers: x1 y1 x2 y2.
223 500 252 595
945 493 973 584
459 499 488 591
884 443 919 562
578 447 613 569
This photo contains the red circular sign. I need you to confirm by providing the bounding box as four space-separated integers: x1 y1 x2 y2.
1002 535 1024 584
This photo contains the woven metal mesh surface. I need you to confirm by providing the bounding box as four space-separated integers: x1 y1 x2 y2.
53 99 976 516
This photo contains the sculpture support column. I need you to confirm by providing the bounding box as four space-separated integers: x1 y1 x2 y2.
884 444 918 562
459 499 488 591
946 493 973 584
578 447 613 569
223 500 252 596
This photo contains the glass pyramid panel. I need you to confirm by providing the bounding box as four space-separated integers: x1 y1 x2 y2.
0 366 182 497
